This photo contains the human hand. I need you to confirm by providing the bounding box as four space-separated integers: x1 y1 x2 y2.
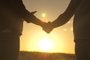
42 22 54 33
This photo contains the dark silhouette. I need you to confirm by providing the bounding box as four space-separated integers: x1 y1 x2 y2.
0 0 47 60
43 0 90 60
19 51 75 60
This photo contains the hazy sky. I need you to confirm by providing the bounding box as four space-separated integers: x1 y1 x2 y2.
20 0 75 54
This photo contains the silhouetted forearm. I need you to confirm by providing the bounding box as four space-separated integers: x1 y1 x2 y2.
19 1 45 26
52 0 81 28
23 10 46 26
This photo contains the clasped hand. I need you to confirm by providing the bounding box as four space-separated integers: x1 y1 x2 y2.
41 22 54 33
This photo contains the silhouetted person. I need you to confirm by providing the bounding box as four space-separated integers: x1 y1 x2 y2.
0 0 47 60
43 0 90 60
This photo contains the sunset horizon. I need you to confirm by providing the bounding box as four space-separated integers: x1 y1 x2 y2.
20 0 75 54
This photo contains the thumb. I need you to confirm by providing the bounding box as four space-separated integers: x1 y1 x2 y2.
30 11 37 15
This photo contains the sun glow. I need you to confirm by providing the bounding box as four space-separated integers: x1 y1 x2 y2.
20 28 75 53
37 37 53 52
42 13 46 18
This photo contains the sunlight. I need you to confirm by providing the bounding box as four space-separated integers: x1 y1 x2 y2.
20 0 75 54
37 37 53 52
42 13 46 18
20 28 75 54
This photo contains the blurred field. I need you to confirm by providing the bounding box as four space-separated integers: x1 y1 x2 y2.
19 51 75 60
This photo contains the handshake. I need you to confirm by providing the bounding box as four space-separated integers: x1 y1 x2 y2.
41 22 54 33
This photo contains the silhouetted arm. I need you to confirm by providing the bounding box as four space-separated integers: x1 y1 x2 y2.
52 0 82 28
22 10 46 26
19 0 46 26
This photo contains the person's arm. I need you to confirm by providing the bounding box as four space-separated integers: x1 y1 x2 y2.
52 0 81 28
19 0 47 26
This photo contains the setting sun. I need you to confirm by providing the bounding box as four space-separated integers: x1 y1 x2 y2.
37 37 53 52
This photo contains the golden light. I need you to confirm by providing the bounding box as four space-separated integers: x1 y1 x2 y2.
37 37 53 52
42 13 46 18
63 28 68 31
70 27 73 31
20 29 75 54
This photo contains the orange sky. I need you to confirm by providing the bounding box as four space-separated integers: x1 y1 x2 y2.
20 0 75 54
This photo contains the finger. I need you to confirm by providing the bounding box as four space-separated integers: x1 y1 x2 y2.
30 11 37 14
43 27 53 33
